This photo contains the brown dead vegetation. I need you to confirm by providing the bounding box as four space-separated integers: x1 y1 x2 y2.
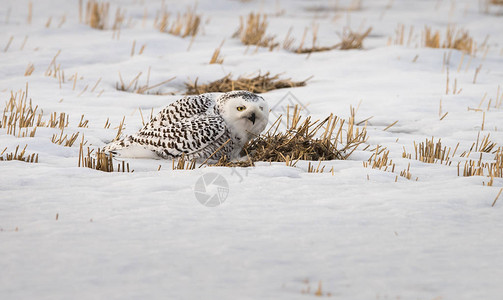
205 105 368 168
233 13 278 49
0 145 38 163
185 72 310 95
155 5 201 38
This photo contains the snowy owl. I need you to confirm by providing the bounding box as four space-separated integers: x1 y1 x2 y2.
103 91 269 160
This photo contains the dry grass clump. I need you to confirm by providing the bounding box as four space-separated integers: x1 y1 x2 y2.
388 24 416 47
78 143 133 173
399 164 413 180
300 280 332 297
185 72 310 95
364 145 393 171
234 14 371 53
402 137 456 166
424 26 474 54
45 112 69 129
304 0 362 13
85 0 109 29
1 86 41 137
0 145 38 163
44 50 64 85
1 85 75 142
423 27 440 48
307 161 329 173
207 105 368 168
457 132 498 158
116 68 176 95
390 25 477 55
338 27 373 50
155 6 201 38
246 115 342 162
362 145 416 181
286 25 372 54
173 154 197 170
399 135 502 183
83 0 125 33
51 128 79 147
480 0 503 15
460 147 502 181
233 13 279 49
473 133 497 153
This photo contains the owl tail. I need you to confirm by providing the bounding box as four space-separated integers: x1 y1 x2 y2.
102 137 158 159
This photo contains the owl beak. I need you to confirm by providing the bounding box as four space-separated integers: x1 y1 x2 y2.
247 112 256 124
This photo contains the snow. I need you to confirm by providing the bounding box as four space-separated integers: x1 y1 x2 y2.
1 0 503 299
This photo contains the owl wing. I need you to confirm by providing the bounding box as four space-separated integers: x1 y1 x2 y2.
128 114 232 159
147 94 217 129
103 94 232 159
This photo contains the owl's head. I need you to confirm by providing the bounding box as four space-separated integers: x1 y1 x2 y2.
217 91 269 142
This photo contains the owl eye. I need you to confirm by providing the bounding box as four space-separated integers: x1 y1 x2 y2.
236 106 246 111
259 106 264 111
